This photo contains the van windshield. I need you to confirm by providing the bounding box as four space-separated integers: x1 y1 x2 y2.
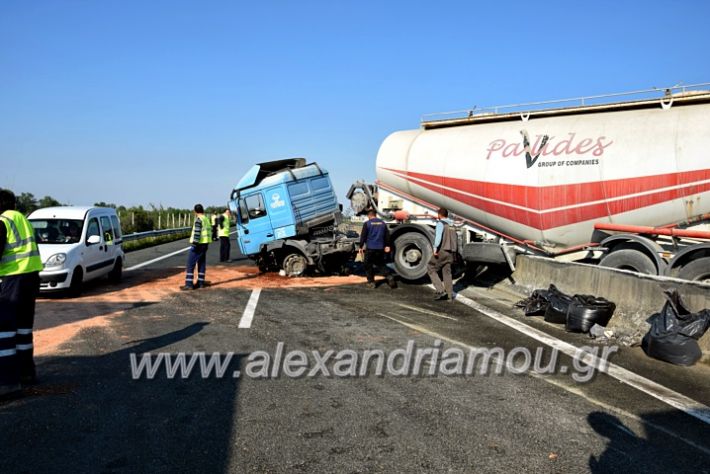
30 219 85 244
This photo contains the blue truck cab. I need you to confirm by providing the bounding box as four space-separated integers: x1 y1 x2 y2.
229 158 354 275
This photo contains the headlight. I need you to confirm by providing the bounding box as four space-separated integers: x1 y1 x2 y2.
45 253 67 268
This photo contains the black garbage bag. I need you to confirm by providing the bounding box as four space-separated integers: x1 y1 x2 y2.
544 284 573 324
514 289 550 316
565 295 616 333
641 290 710 366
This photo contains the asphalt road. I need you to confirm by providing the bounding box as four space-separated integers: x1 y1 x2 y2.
1 239 709 473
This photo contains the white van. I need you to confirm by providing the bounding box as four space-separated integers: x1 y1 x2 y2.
28 206 125 294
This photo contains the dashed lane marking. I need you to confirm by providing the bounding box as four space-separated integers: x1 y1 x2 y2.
238 288 262 329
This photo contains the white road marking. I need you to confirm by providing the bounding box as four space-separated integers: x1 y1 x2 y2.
125 247 190 271
378 313 710 456
238 288 262 329
397 303 458 321
438 287 710 426
124 230 239 272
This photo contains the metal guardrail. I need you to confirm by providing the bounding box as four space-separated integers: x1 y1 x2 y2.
121 227 191 242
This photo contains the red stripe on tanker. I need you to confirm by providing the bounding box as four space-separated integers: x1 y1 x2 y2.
383 167 710 230
375 101 710 248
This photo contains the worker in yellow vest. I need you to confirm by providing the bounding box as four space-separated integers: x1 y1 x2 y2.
217 209 232 262
210 213 218 242
181 204 211 290
0 189 43 397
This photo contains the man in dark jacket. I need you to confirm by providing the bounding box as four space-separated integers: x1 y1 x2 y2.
428 208 457 301
359 210 397 289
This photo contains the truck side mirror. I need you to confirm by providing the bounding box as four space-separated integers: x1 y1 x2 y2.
87 235 101 245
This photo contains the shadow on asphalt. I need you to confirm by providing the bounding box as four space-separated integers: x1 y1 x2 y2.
209 272 260 288
0 322 246 473
587 410 710 472
454 263 514 292
33 301 156 331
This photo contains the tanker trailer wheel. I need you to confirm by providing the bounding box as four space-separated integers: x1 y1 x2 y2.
282 252 308 277
677 257 710 283
599 249 657 275
393 232 432 281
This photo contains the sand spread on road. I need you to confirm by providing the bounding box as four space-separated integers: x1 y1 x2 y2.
34 265 369 355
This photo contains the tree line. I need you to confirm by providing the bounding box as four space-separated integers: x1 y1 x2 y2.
2 189 228 235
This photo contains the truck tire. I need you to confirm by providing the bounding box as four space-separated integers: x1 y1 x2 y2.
393 232 432 281
677 257 710 283
599 249 657 275
282 253 308 277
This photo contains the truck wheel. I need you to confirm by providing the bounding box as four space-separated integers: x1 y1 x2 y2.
68 267 83 297
393 232 432 281
108 258 123 283
282 253 307 277
600 249 657 275
677 257 710 283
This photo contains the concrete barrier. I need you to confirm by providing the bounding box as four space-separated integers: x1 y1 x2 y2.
509 255 710 358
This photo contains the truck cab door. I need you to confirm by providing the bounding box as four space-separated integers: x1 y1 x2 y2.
238 192 275 255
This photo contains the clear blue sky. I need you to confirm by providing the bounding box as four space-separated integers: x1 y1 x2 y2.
2 0 709 208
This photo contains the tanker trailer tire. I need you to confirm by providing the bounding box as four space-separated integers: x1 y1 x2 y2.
599 249 657 275
282 252 308 277
677 257 710 283
393 232 432 281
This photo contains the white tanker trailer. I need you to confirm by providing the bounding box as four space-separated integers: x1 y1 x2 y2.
349 84 710 282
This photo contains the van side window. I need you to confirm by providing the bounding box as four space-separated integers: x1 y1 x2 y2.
110 215 122 239
245 194 267 219
100 216 114 242
87 218 100 241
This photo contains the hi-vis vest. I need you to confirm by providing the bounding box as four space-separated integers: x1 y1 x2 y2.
218 213 230 238
191 215 211 245
0 210 44 276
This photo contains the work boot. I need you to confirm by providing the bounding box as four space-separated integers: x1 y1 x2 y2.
195 282 211 289
180 285 194 291
367 281 376 289
434 293 448 301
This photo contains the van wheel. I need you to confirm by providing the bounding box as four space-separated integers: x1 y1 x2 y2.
599 249 657 275
69 268 83 297
109 258 123 283
678 257 710 283
393 232 432 281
